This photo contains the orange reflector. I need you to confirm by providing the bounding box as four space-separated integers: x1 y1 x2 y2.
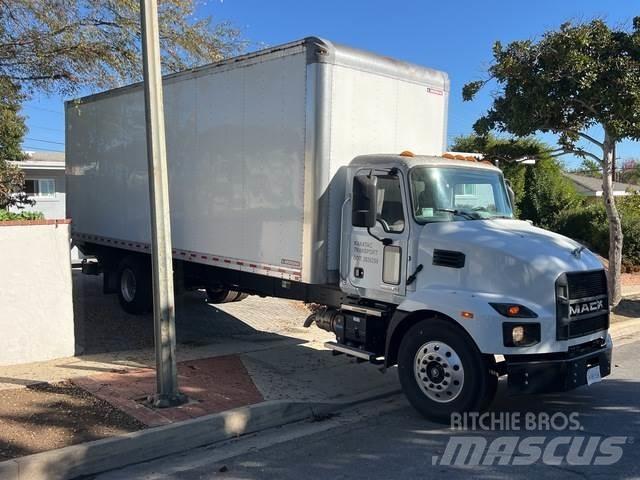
461 311 474 319
442 153 456 159
507 305 521 316
400 150 415 157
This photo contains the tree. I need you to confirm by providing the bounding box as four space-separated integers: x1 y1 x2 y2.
0 77 31 209
451 133 581 224
578 158 602 178
463 18 640 306
0 0 245 95
621 159 640 185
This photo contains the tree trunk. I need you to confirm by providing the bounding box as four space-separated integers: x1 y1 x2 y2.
602 134 623 306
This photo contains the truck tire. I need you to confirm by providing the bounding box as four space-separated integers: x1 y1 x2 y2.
397 318 495 423
233 293 249 302
117 256 152 315
205 288 240 304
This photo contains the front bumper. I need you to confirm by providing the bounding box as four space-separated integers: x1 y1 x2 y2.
506 340 612 395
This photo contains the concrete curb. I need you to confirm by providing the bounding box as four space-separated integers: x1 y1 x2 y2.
0 386 401 480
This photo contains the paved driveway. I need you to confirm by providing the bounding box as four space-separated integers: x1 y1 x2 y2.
72 270 314 355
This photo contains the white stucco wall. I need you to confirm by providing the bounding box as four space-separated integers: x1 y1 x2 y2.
0 221 75 365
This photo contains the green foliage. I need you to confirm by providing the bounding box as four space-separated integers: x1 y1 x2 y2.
554 195 640 269
463 18 640 147
519 165 540 223
450 134 581 225
579 158 602 178
0 0 246 95
0 78 27 163
620 159 640 185
0 209 44 221
0 78 31 209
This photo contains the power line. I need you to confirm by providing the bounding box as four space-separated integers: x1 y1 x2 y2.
25 137 65 145
23 105 63 115
22 145 65 153
28 124 64 133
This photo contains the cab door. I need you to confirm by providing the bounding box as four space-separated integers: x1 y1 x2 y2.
347 169 410 299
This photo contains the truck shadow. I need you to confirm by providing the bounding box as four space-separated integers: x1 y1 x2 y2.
71 269 309 356
613 295 640 320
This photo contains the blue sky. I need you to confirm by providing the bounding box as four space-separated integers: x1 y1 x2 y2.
22 0 638 168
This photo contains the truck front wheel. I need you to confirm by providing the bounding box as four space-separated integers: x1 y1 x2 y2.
398 318 496 423
117 256 152 315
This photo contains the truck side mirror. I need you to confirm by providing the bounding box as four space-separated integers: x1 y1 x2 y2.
505 179 515 208
352 174 377 228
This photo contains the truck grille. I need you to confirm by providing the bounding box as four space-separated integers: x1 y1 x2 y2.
566 270 607 299
556 270 609 340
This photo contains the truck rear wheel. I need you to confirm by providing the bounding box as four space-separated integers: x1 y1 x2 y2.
234 293 249 302
397 318 495 423
205 288 244 304
117 256 152 315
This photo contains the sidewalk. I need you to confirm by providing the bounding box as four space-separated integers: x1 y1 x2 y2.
68 333 396 428
0 285 398 461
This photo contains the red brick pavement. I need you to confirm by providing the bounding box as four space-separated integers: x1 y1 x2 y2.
72 355 263 427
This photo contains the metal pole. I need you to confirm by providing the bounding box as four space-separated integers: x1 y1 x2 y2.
139 0 186 407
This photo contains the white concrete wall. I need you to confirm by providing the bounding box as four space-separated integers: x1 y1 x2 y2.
0 221 75 365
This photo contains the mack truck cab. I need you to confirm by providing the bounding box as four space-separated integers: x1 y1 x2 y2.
309 152 612 421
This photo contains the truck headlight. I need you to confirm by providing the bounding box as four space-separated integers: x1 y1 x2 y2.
512 325 525 343
502 322 541 347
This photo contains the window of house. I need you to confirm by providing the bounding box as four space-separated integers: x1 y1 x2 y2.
454 183 478 196
25 179 56 198
375 175 405 233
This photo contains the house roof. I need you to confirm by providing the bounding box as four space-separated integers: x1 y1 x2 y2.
9 150 65 171
563 172 639 197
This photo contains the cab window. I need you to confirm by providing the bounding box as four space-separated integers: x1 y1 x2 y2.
376 175 405 233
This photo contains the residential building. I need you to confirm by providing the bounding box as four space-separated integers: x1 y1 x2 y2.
563 172 640 198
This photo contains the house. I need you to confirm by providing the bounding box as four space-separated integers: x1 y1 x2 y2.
563 172 640 198
9 150 82 262
10 150 66 218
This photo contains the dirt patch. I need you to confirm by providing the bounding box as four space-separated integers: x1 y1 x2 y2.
0 381 144 461
612 295 640 323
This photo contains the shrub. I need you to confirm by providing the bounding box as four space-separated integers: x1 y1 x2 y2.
553 196 640 270
0 209 44 221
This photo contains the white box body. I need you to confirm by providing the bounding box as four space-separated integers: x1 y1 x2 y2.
67 38 449 284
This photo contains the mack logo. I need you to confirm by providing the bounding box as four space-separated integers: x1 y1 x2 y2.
569 299 605 316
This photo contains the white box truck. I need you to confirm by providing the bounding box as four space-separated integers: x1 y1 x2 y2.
67 37 612 421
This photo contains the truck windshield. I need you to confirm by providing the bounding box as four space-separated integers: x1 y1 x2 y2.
410 167 513 223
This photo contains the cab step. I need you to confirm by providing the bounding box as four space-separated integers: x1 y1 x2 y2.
324 341 384 365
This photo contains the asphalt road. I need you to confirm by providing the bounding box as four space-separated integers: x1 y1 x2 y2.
98 337 640 480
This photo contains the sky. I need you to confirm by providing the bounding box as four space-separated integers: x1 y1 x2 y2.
21 0 639 169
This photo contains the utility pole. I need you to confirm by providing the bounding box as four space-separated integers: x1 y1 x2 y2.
139 0 186 407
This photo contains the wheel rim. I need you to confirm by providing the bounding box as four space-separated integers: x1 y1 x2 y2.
414 340 464 403
121 268 137 303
